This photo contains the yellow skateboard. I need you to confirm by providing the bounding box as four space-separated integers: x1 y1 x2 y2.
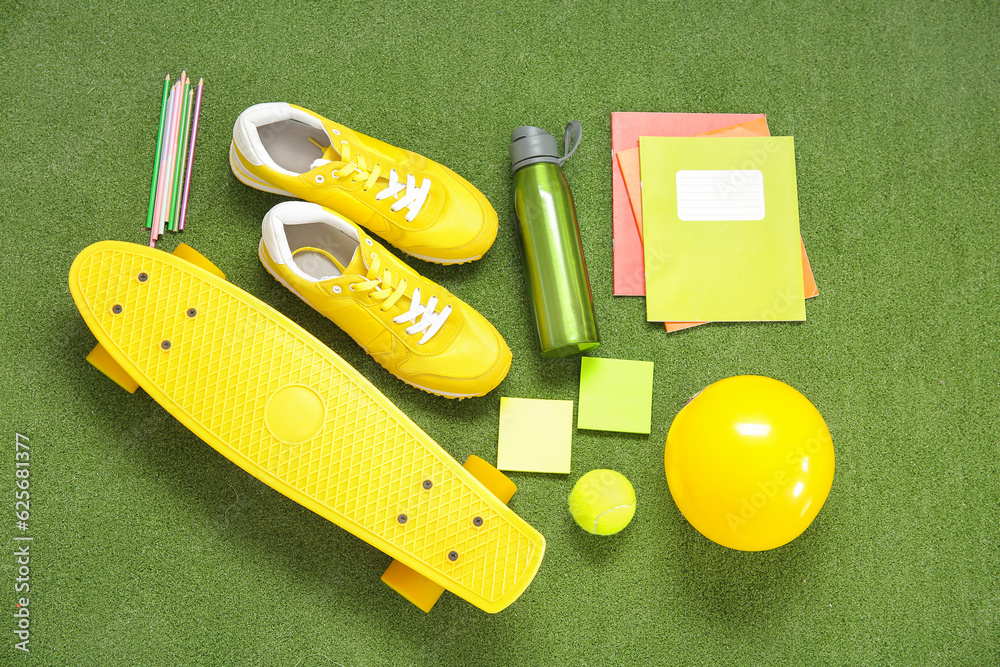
68 240 545 613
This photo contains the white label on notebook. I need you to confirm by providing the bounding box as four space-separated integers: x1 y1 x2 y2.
676 170 765 221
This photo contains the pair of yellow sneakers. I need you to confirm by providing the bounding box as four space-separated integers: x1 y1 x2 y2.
230 103 510 398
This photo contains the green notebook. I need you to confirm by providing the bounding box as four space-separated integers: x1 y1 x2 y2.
640 136 806 322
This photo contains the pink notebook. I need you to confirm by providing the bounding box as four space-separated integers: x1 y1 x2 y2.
611 112 766 296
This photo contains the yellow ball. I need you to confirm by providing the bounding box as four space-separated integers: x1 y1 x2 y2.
569 469 636 535
665 376 834 551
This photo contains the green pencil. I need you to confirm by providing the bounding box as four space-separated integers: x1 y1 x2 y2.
145 74 170 229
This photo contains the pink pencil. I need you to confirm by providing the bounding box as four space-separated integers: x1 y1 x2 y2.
179 78 203 231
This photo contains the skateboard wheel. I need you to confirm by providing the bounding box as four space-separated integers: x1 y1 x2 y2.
381 559 445 613
86 343 139 393
172 243 226 280
463 455 517 504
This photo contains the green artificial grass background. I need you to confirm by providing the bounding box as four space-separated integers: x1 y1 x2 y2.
2 0 998 664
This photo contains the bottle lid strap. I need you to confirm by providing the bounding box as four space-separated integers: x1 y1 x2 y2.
558 121 582 166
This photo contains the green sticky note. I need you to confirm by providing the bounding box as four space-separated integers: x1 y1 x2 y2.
497 397 573 474
577 357 654 434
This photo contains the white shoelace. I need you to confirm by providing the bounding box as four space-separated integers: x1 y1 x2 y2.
375 170 432 223
392 287 452 345
344 252 451 345
314 140 432 222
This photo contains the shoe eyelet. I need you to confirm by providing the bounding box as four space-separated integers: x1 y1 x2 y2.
314 174 325 184
365 239 374 246
332 286 342 294
331 128 341 136
348 284 355 292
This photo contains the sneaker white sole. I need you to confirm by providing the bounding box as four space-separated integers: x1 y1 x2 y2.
404 250 484 265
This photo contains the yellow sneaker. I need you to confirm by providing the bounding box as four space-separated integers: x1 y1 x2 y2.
258 201 511 398
231 103 498 264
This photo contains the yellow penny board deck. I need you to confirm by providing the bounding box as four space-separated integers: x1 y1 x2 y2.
68 240 545 613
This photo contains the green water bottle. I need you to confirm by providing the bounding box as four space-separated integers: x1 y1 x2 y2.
510 122 600 358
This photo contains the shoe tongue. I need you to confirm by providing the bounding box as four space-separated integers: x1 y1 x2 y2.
308 139 345 170
343 246 368 276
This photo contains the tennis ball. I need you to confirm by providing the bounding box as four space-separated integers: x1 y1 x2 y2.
568 469 636 535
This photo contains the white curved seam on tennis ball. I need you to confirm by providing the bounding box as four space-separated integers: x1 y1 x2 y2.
592 503 635 533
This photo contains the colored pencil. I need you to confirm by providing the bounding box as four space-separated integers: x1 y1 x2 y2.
146 75 170 230
170 79 192 231
179 78 204 231
145 71 205 244
177 87 194 228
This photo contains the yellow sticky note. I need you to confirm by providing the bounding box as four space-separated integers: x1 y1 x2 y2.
497 397 573 474
641 136 806 322
577 357 654 434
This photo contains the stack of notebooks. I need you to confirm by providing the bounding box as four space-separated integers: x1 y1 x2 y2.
611 113 818 331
